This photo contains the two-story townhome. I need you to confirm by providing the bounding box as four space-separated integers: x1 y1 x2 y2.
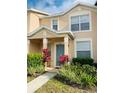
27 2 97 67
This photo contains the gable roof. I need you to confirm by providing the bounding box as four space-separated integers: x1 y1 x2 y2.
27 26 74 39
40 1 96 18
27 8 50 15
27 25 56 36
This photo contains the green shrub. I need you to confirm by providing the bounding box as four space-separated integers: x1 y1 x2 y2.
58 64 97 88
36 65 45 74
80 73 96 87
72 57 94 66
27 67 36 76
27 53 45 76
27 53 43 68
81 64 96 76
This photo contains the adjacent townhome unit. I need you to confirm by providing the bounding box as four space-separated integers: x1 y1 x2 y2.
27 2 97 67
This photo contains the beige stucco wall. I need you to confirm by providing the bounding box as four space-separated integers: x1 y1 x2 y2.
67 39 74 61
27 12 48 32
40 18 51 28
27 12 40 32
29 39 42 53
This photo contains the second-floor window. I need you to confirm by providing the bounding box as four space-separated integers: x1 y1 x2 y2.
71 14 90 31
52 19 58 30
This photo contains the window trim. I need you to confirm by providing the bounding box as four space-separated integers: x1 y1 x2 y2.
69 11 92 32
74 38 93 58
51 18 59 31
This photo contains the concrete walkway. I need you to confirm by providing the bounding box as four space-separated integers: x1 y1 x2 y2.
27 71 57 93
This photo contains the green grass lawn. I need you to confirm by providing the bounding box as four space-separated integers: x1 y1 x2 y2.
35 78 96 93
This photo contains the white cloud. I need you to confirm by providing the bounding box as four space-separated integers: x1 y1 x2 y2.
33 0 96 14
59 0 75 11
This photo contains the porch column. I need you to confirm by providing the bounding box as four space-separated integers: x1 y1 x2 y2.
64 36 69 55
27 39 30 53
43 38 48 49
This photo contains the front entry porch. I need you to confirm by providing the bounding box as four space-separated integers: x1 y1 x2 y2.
27 26 74 67
28 37 67 67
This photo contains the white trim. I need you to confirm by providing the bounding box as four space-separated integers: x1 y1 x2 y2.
27 40 30 53
72 31 91 33
54 42 64 67
58 17 60 31
51 18 59 31
27 8 50 15
27 25 56 36
89 11 92 32
27 26 74 39
74 38 93 58
69 11 92 32
57 31 74 38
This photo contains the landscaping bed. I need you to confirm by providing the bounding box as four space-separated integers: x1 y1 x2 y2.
35 63 97 93
57 64 97 88
27 76 35 83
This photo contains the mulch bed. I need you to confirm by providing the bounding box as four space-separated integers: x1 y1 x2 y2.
27 71 47 83
27 71 47 77
54 75 96 91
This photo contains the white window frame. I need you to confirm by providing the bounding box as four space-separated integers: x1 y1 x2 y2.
69 11 92 32
51 18 59 31
74 38 93 58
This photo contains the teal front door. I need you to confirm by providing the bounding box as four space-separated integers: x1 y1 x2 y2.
56 44 64 66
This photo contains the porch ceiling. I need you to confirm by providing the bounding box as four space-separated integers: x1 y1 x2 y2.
27 26 74 40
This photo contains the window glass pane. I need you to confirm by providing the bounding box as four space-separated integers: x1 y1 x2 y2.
52 20 57 25
81 23 89 30
71 15 90 31
76 41 91 57
76 41 91 51
80 15 89 23
52 19 58 30
53 25 57 30
71 24 79 31
71 16 79 31
71 16 79 24
80 15 90 30
77 51 90 58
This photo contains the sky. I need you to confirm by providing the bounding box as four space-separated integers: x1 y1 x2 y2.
27 0 96 14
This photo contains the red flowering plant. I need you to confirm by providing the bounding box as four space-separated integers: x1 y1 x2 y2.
59 55 69 65
42 48 51 63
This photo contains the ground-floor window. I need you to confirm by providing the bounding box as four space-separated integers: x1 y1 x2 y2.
76 40 91 58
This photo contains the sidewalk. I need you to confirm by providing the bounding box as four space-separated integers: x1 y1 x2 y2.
27 71 57 93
